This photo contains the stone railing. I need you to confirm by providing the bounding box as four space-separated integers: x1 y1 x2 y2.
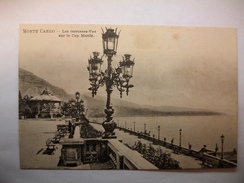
115 126 237 168
107 139 158 170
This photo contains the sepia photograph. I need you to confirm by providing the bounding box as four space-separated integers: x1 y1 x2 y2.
19 24 237 170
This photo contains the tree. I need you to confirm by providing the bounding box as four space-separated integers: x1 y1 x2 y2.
61 98 86 118
19 91 32 118
19 91 25 118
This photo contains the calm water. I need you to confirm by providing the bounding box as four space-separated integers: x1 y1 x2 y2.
92 115 237 152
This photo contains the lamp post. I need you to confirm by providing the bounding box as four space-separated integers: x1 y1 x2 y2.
75 91 80 117
125 121 127 130
179 129 182 149
134 122 135 132
75 91 85 118
144 123 146 133
158 126 160 142
87 28 135 138
221 134 225 160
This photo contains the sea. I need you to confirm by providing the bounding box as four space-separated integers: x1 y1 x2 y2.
91 114 238 152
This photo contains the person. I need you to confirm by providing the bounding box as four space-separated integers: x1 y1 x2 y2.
198 145 207 163
214 143 218 156
170 138 174 149
188 142 192 155
68 121 71 133
188 142 192 150
57 156 64 166
199 145 207 158
163 137 166 145
199 145 207 153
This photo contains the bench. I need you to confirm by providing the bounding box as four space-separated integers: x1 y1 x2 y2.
52 135 60 143
46 138 56 150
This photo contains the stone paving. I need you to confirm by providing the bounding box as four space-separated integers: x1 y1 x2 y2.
19 119 91 169
19 119 203 169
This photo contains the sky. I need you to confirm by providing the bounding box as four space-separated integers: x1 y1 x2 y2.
19 24 237 114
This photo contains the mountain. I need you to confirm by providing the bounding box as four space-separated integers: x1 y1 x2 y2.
19 68 70 100
19 68 222 117
109 98 221 117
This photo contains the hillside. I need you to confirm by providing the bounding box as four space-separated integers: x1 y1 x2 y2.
19 68 222 117
19 68 70 100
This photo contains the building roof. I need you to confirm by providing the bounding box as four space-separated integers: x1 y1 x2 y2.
30 89 62 102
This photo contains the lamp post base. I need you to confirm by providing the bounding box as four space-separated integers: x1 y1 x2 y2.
102 120 117 139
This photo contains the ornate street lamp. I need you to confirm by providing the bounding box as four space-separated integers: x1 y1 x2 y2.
75 91 80 116
75 91 80 99
74 91 84 119
87 27 135 138
221 134 225 160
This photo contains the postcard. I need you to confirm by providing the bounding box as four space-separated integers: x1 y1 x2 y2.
19 24 237 170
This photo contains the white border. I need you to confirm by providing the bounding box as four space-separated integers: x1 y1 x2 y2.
0 0 243 182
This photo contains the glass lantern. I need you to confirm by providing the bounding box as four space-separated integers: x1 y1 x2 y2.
119 54 135 80
102 28 119 56
75 91 80 100
88 52 103 79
